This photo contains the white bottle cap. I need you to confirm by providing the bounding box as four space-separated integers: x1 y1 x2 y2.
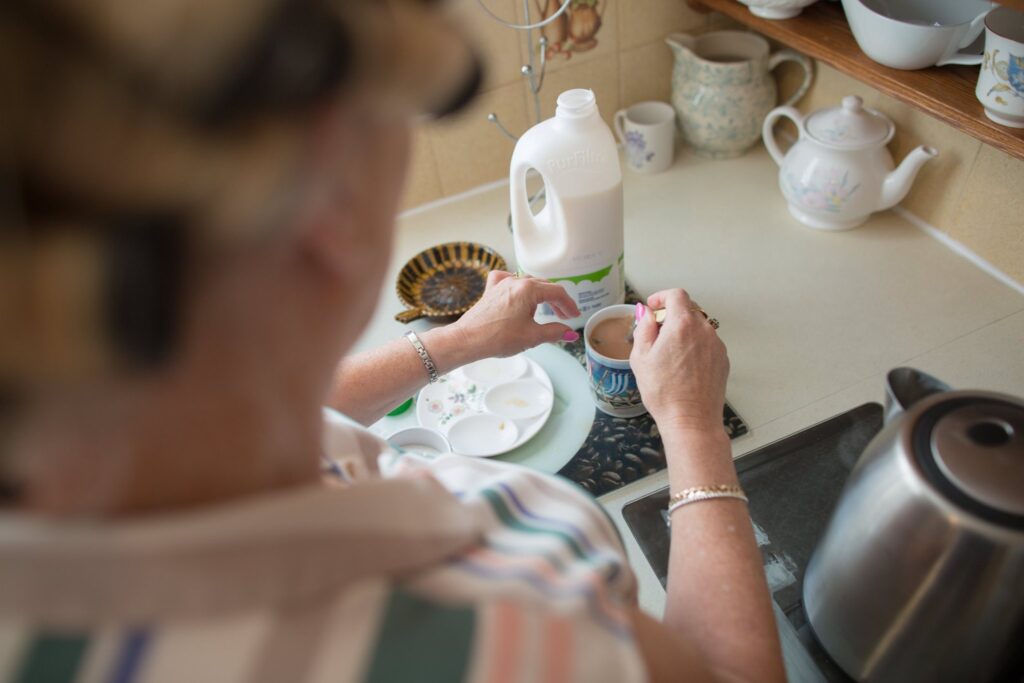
556 89 597 118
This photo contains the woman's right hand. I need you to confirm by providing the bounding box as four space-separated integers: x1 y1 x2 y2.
629 289 729 434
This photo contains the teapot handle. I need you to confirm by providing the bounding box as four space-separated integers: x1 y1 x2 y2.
768 49 814 108
762 106 803 167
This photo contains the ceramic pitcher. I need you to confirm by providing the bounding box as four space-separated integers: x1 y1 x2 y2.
666 30 812 158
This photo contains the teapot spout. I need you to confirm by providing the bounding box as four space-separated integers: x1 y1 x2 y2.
879 145 938 210
665 32 697 61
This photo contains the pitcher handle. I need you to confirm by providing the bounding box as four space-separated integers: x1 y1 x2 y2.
762 106 802 167
768 49 813 108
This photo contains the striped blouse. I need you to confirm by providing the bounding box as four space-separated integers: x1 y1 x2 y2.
0 411 646 682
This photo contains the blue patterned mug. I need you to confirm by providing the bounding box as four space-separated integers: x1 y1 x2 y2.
976 7 1024 128
584 304 647 418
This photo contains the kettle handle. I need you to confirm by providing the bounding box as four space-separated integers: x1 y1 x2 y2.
762 106 803 167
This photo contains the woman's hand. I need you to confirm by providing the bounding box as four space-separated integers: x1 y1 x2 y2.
630 289 729 434
451 271 581 359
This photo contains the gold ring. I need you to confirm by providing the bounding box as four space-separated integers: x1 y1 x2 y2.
691 306 708 319
708 317 720 330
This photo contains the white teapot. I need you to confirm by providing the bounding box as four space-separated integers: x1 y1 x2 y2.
763 95 937 230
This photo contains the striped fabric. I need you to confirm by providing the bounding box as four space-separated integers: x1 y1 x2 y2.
0 413 646 683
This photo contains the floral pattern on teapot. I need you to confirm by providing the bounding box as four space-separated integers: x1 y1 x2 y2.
784 168 861 214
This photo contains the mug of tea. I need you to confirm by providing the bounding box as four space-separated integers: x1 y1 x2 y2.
584 304 647 418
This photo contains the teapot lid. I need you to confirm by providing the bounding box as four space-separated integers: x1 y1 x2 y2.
805 96 894 150
914 396 1024 524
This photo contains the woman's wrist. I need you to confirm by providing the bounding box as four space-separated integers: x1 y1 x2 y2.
418 324 484 376
659 423 737 490
651 404 726 438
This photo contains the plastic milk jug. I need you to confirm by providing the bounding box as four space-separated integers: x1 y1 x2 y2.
510 89 624 329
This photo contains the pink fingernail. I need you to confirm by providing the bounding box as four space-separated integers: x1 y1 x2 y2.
635 302 647 321
562 330 580 342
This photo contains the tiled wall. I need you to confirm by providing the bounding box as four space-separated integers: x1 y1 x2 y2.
403 0 1023 285
401 0 721 208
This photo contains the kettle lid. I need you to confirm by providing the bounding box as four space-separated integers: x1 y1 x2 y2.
805 96 894 150
925 398 1024 520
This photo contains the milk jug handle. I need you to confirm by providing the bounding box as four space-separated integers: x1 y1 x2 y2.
509 159 542 243
762 106 803 167
768 49 813 108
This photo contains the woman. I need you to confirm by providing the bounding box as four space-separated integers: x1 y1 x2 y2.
0 1 783 681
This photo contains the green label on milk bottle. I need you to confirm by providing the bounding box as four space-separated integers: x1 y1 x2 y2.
535 253 625 323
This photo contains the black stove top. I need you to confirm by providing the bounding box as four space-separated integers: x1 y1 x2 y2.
622 402 885 682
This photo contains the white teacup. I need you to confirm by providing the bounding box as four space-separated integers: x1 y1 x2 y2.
976 7 1024 128
613 101 676 174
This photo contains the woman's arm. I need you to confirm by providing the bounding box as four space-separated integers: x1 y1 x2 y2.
629 290 785 683
327 271 580 425
327 324 477 425
657 426 783 683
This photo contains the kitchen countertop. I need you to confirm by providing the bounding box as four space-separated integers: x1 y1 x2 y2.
352 143 1024 656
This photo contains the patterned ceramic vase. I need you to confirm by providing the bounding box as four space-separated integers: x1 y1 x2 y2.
666 30 812 158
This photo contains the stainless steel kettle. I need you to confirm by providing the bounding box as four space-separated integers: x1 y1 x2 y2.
803 368 1024 682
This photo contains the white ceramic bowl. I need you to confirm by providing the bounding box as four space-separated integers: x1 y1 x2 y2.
386 426 452 457
842 0 994 70
739 0 818 20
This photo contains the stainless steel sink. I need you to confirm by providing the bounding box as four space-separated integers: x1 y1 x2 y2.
622 403 885 683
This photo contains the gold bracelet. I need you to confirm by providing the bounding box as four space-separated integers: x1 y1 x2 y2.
665 485 748 527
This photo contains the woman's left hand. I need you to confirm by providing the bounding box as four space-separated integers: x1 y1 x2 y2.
451 271 581 358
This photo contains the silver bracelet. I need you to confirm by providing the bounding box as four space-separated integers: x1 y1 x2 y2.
405 331 439 383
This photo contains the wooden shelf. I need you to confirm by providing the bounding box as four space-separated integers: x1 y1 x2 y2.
691 0 1024 161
